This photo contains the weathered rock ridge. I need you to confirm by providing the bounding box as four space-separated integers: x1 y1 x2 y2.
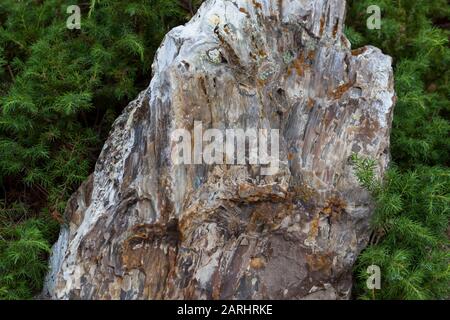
43 0 395 299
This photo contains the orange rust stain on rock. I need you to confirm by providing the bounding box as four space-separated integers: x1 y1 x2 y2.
291 182 317 203
322 197 346 220
238 182 287 203
250 257 266 269
239 7 249 15
308 214 320 239
246 201 294 233
306 253 332 274
331 82 352 100
293 54 307 77
252 0 263 10
258 49 267 58
319 17 325 36
351 47 367 56
247 205 275 232
332 21 339 38
307 97 315 110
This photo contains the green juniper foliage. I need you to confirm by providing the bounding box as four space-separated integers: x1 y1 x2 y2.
351 155 449 299
0 0 448 300
0 202 58 299
347 0 449 299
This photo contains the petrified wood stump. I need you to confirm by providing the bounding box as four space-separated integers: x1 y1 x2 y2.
44 0 395 299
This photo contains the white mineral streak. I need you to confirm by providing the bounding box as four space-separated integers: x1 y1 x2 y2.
43 0 395 300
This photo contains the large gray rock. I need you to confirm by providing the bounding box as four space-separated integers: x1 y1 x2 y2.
43 0 395 299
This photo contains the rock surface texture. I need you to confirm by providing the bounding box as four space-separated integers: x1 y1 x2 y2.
43 0 395 299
